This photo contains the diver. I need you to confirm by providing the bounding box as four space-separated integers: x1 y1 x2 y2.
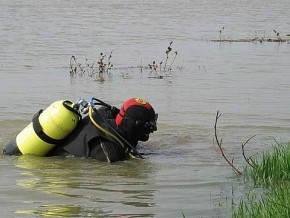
2 97 158 163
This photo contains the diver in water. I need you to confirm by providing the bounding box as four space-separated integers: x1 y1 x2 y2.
3 97 158 163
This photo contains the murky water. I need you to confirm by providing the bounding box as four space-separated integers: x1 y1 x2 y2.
1 0 290 217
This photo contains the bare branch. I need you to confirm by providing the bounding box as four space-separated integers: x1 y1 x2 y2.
241 135 257 168
213 110 243 176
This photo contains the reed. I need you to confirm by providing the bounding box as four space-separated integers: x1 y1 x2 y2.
69 51 113 81
233 142 290 217
147 41 179 79
69 43 181 81
245 142 290 187
233 183 290 218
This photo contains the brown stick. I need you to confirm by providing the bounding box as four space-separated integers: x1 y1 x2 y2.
241 135 257 168
213 110 243 176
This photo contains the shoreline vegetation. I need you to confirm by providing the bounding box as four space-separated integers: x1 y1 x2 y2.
234 142 290 217
213 111 290 217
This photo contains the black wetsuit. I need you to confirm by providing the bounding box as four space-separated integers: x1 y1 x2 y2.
48 108 129 162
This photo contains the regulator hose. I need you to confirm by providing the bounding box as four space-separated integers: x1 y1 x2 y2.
88 97 144 159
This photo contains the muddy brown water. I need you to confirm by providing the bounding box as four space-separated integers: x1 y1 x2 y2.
1 0 290 217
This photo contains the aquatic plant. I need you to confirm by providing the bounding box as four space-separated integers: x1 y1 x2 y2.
219 26 225 41
97 52 114 82
210 28 290 43
69 51 113 81
245 141 290 187
69 42 182 81
181 211 186 218
147 41 179 79
232 142 290 217
233 182 290 218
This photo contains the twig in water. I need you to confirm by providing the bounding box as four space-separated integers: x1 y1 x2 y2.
213 110 243 176
241 135 257 168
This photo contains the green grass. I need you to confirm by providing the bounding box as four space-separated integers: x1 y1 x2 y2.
246 142 290 187
233 183 290 218
233 142 290 218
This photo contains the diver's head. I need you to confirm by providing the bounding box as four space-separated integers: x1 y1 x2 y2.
115 98 158 146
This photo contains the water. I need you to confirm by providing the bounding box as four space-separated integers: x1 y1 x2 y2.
1 0 290 217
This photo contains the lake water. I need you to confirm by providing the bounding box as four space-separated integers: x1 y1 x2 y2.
1 0 290 217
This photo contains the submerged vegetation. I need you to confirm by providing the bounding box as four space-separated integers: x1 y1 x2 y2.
233 143 290 218
213 110 290 217
234 183 290 218
210 27 290 43
69 42 182 82
69 51 113 82
246 142 290 187
233 142 290 217
147 41 179 79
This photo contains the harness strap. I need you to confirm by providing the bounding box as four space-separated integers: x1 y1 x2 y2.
32 110 63 144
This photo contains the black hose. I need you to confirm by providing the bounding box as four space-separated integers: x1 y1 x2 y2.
91 98 144 159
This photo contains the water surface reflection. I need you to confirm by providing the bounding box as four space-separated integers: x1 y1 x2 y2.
14 155 156 217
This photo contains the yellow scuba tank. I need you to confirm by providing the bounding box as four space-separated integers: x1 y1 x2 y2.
16 100 80 156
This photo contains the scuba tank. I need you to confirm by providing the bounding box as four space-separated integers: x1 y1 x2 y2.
16 100 80 156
